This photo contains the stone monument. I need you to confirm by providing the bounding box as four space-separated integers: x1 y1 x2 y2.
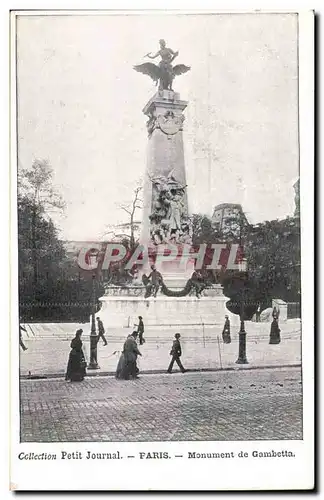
98 40 233 329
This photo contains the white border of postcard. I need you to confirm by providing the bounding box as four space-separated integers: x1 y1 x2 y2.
9 7 314 491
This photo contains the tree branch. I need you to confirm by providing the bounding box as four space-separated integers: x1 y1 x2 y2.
120 206 132 215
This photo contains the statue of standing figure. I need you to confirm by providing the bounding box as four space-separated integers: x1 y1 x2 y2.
134 39 190 91
163 191 185 242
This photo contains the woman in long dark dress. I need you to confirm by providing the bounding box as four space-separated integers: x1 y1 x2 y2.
116 331 142 380
65 329 86 382
115 350 127 379
269 319 281 344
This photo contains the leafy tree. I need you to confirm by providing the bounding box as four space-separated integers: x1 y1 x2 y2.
18 159 65 289
190 211 301 318
18 195 106 322
191 213 219 246
18 195 66 317
244 217 301 305
18 159 107 322
19 159 65 211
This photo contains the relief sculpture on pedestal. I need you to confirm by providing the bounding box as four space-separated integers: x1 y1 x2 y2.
148 172 192 245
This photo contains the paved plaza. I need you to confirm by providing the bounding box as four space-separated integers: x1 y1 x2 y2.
20 367 302 442
20 320 301 378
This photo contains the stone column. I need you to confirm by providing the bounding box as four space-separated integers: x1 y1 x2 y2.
140 90 193 288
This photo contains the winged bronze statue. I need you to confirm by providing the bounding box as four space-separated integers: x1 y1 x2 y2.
134 39 190 91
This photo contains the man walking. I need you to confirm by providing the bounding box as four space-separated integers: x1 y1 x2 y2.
167 333 186 374
96 317 108 346
137 316 145 345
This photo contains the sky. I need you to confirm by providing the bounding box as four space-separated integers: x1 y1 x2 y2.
16 12 299 241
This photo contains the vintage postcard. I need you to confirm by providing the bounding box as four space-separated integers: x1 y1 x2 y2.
10 9 314 491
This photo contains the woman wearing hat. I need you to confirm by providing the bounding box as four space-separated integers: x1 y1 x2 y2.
65 329 87 382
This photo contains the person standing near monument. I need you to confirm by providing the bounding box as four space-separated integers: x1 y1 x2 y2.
269 317 281 344
167 333 186 374
222 315 231 344
96 317 108 346
272 306 280 321
136 316 145 345
270 305 281 344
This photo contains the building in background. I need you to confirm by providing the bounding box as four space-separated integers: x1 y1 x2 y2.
211 203 249 240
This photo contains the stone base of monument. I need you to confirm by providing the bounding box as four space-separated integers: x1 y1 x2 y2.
97 285 238 329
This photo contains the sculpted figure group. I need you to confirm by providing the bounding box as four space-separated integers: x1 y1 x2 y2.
142 265 208 299
149 173 192 245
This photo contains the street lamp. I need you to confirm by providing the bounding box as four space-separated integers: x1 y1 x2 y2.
236 257 248 364
87 251 100 370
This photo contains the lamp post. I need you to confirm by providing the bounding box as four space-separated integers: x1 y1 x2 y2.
87 252 100 370
236 257 248 364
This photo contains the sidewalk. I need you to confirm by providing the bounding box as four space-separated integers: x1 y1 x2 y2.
19 320 301 378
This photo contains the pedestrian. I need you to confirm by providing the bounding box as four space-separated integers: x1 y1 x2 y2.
19 324 28 351
65 329 87 382
96 317 108 346
269 318 281 344
222 315 231 344
272 306 280 321
137 316 145 345
115 349 127 380
255 303 261 322
167 333 186 374
122 331 142 379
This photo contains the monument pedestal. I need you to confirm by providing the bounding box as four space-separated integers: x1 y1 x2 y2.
98 285 236 330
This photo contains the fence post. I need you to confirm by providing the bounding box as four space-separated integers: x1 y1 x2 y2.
217 335 223 370
201 318 206 348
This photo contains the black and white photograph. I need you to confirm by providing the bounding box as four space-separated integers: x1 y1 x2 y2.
9 8 314 491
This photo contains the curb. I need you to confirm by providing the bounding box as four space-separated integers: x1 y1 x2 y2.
20 363 302 381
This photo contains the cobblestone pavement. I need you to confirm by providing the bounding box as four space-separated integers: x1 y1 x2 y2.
20 367 302 442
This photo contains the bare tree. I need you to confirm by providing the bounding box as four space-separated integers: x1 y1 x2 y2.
103 184 143 250
119 185 143 249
